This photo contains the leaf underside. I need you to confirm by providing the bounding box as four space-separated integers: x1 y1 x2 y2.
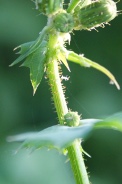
7 112 122 153
7 124 93 152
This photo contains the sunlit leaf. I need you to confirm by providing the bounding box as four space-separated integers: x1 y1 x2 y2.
67 51 120 90
7 124 93 151
22 40 48 94
10 26 50 66
58 51 70 71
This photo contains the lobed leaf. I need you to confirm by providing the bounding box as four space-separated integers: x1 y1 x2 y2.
10 37 43 66
10 26 50 66
14 41 35 55
22 40 48 94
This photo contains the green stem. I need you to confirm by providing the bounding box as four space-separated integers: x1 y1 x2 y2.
47 59 68 124
68 141 90 184
67 0 80 13
46 33 90 184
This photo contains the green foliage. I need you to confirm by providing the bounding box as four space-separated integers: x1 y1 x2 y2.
1 1 122 184
8 1 121 184
22 40 48 94
10 26 50 66
7 124 92 151
7 112 122 152
10 0 119 94
80 112 122 131
10 27 50 93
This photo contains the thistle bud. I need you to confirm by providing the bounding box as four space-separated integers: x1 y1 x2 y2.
54 12 74 33
64 111 80 126
75 0 117 30
35 0 63 15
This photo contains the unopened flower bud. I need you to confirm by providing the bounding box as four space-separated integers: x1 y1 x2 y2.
64 111 80 126
75 0 117 30
54 12 74 33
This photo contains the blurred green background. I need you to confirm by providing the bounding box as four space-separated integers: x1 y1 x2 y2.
0 0 122 183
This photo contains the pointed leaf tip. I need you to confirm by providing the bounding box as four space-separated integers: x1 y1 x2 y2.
22 41 48 94
57 51 70 71
32 81 39 95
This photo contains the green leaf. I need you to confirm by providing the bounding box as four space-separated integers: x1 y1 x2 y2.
7 112 122 152
80 112 122 132
10 26 50 66
22 40 48 94
10 37 43 66
67 51 120 90
14 41 35 55
7 124 93 151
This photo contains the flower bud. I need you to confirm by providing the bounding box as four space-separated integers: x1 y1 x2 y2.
75 0 117 30
54 12 74 32
64 111 80 126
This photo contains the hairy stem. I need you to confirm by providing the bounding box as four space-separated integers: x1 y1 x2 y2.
47 59 68 124
68 141 90 184
46 33 90 184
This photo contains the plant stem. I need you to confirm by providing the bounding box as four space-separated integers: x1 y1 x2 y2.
68 141 90 184
67 0 80 13
47 59 68 124
46 33 90 184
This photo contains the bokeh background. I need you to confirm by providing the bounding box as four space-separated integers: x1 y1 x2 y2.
0 0 122 183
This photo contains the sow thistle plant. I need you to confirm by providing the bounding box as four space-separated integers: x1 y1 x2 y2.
8 0 122 183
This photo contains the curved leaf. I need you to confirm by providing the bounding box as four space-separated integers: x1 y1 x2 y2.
67 51 120 90
7 124 93 151
14 41 35 55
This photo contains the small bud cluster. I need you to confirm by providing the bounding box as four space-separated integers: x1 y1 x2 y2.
53 12 74 33
64 111 81 126
34 0 118 32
